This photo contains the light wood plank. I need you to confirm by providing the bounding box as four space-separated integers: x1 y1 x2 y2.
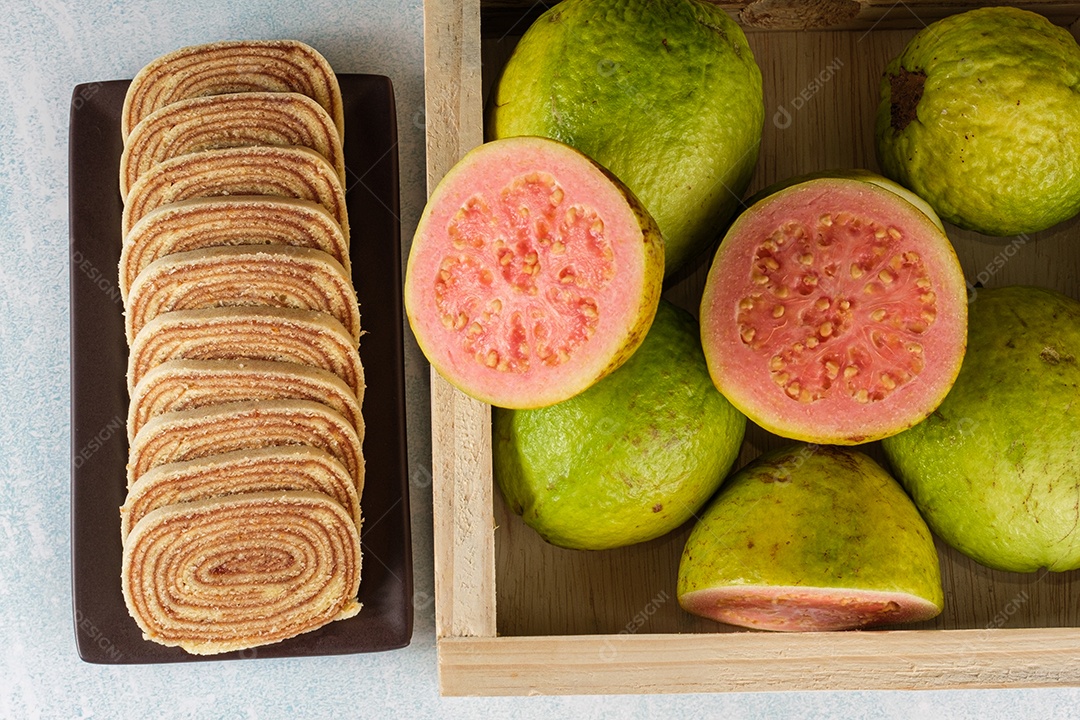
423 0 497 641
479 0 1080 36
439 629 1080 695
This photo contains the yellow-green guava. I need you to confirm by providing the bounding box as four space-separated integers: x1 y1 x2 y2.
489 0 764 277
678 444 943 631
882 286 1080 573
493 300 746 550
876 7 1080 236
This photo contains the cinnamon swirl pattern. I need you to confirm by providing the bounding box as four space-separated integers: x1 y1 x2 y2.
119 197 350 298
121 145 349 240
120 91 345 199
117 41 366 655
121 40 344 140
121 491 361 655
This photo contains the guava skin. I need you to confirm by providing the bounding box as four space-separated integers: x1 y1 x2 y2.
882 286 1080 573
875 7 1080 236
493 300 746 550
678 445 943 630
489 0 764 277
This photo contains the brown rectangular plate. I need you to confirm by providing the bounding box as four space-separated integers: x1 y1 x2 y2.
69 75 413 663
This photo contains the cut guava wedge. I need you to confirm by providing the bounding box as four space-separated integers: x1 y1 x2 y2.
678 445 944 632
405 137 664 408
700 173 967 444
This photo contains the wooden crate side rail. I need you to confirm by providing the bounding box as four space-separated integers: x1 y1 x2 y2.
423 0 497 642
439 629 1080 695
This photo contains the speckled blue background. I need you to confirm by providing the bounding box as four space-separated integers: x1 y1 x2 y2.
2 0 1079 716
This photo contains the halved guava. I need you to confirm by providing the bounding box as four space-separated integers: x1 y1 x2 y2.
699 172 967 444
405 137 664 408
493 300 746 550
678 445 943 632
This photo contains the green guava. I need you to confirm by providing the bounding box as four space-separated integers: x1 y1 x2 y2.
493 300 746 550
882 286 1080 573
489 0 764 277
876 7 1080 236
678 445 943 632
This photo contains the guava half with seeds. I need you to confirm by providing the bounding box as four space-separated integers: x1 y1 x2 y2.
488 0 763 278
405 136 664 409
876 6 1080 236
678 444 943 632
494 300 745 550
699 172 967 444
883 286 1080 573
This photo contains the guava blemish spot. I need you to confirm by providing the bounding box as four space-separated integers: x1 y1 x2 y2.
436 174 615 373
652 503 663 513
1040 346 1075 365
890 67 925 132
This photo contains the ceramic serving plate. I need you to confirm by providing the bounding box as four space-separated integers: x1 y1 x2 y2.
69 75 413 663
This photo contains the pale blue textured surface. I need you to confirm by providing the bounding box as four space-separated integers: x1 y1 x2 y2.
1 0 1079 717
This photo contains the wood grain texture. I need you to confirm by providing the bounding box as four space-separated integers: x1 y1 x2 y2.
479 0 1080 35
423 0 496 640
439 629 1080 695
485 27 1080 644
433 1 1080 695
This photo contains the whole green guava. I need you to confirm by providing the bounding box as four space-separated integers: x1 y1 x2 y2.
489 0 764 277
882 286 1080 572
493 300 746 550
876 7 1080 236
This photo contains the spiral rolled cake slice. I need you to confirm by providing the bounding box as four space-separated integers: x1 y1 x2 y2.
128 304 365 395
121 145 348 241
119 91 345 199
119 196 349 298
124 245 361 344
128 358 363 442
127 398 364 487
121 445 361 539
128 307 363 397
121 39 344 141
122 490 361 655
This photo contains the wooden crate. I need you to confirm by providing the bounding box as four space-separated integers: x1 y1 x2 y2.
423 0 1080 695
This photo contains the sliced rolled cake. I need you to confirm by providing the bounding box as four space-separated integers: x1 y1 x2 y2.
119 196 350 298
127 398 364 487
121 146 349 240
120 92 345 199
127 358 363 441
127 307 364 397
122 490 361 655
121 445 361 539
121 39 344 141
124 245 361 344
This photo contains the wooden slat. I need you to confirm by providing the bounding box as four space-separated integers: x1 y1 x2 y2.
423 0 497 641
480 0 1080 36
439 629 1080 695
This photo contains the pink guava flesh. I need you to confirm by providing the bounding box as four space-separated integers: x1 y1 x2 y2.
679 585 941 632
406 137 661 408
700 178 966 443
